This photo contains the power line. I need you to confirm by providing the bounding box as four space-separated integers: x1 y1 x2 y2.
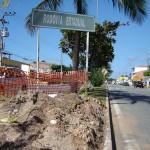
3 50 36 62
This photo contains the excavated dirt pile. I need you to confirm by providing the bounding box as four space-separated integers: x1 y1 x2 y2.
0 91 106 150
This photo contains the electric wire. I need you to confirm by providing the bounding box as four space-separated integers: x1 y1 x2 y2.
3 50 36 62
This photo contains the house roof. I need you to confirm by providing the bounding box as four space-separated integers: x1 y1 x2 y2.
30 62 52 69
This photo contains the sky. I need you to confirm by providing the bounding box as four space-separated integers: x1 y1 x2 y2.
0 0 150 79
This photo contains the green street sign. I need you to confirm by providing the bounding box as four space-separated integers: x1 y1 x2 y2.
32 9 95 32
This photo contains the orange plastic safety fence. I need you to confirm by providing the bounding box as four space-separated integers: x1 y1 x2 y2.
0 77 28 96
0 70 88 96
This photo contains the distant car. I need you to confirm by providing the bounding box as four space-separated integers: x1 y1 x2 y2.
123 82 129 86
143 82 147 87
0 67 28 95
119 82 123 85
133 81 144 88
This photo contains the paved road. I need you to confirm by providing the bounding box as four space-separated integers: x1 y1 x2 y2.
108 84 150 150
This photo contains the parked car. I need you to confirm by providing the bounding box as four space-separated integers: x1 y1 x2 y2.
133 81 144 88
0 67 28 95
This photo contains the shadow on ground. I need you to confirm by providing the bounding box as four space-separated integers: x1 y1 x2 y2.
108 90 150 105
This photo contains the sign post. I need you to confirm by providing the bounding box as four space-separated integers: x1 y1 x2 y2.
86 32 89 72
32 9 95 78
37 28 40 79
0 36 3 66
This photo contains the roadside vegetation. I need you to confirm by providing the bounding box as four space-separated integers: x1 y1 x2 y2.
78 84 107 106
87 85 107 105
78 68 107 106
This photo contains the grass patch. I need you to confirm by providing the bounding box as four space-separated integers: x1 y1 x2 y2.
78 84 107 105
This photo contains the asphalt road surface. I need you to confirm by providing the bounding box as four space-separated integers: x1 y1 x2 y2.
108 84 150 150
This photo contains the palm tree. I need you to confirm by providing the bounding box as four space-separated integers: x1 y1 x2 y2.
2 0 148 70
24 0 87 71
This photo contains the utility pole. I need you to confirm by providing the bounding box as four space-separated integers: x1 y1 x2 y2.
147 58 150 70
0 11 16 66
60 52 63 73
96 0 99 22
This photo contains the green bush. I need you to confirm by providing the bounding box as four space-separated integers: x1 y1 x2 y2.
90 70 104 87
144 70 150 76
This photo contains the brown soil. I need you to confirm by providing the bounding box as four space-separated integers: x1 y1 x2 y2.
0 91 106 150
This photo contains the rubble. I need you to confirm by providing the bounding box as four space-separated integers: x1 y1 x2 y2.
0 91 106 150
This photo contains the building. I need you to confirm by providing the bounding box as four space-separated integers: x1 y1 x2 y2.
2 57 29 69
1 57 30 73
30 61 52 73
133 66 148 73
132 66 149 82
1 57 53 73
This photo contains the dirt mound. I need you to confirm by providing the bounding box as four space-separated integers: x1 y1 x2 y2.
0 91 106 150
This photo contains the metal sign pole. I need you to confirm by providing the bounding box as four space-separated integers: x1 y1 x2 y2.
86 32 89 72
60 52 63 83
0 36 3 66
37 28 40 80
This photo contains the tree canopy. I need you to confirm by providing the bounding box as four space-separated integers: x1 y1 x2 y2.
2 0 148 25
144 70 150 76
1 0 148 71
51 64 72 72
59 21 120 72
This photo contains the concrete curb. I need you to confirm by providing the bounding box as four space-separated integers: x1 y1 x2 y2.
103 88 112 150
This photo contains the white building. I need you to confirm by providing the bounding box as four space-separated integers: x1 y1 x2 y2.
133 66 148 73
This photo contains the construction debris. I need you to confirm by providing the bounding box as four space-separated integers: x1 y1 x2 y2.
0 91 106 150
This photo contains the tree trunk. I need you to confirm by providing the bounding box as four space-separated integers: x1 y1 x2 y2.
72 0 82 71
73 31 80 70
71 0 83 92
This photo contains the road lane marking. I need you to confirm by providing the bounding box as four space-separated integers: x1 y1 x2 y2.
113 102 122 116
124 139 140 150
112 99 140 150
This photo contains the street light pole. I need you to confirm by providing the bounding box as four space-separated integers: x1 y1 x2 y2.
96 0 99 21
